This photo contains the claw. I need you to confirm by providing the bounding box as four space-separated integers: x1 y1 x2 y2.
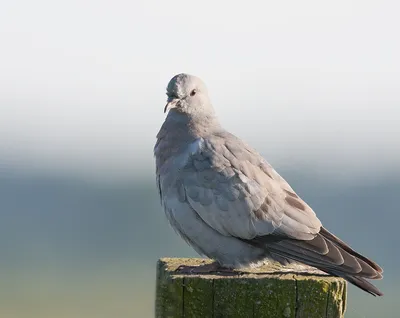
175 262 236 275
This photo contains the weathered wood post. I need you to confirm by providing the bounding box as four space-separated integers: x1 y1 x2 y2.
156 258 347 318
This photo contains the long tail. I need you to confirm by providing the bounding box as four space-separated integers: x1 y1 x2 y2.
264 227 384 296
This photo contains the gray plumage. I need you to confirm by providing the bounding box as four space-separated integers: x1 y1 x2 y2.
154 73 383 296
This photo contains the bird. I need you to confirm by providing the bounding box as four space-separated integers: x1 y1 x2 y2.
154 73 383 296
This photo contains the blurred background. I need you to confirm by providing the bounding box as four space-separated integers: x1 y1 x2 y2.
0 0 399 317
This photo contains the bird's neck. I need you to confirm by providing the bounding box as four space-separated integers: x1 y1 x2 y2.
155 110 220 172
164 110 221 139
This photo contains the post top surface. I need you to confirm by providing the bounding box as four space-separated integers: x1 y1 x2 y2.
159 258 345 283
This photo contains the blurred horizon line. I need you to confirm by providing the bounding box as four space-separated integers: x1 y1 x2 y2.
1 155 399 187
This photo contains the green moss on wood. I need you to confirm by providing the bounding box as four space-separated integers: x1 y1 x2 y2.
183 277 214 317
155 260 184 318
295 278 330 317
155 258 347 318
214 279 254 317
326 280 347 318
252 278 296 318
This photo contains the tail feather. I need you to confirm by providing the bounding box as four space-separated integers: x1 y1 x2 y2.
335 273 384 296
319 227 383 273
252 227 384 296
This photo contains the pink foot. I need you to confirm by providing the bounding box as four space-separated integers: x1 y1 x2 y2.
175 262 235 274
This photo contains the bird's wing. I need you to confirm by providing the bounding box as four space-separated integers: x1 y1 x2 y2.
178 131 383 296
179 131 322 241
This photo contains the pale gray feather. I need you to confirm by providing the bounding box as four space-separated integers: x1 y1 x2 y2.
154 73 383 296
179 132 322 240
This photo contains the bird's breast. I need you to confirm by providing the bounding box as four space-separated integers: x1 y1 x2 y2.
155 137 204 197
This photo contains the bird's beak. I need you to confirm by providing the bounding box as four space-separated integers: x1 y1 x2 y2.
164 99 179 113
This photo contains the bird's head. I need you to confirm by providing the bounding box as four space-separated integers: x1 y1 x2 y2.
164 73 214 116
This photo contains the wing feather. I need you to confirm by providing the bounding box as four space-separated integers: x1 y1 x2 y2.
181 132 322 240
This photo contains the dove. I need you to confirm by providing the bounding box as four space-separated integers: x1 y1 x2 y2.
154 73 383 296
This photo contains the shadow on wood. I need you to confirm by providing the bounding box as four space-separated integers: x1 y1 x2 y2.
155 258 347 318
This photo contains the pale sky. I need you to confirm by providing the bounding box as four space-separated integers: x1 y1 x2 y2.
0 0 399 180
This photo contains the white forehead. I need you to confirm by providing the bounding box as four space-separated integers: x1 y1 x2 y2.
167 73 207 96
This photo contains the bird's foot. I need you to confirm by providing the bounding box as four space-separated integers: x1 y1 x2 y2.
175 262 234 274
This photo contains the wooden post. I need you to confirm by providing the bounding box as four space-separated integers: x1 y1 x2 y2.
155 258 347 318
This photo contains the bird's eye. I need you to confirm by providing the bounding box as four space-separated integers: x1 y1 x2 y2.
190 89 197 96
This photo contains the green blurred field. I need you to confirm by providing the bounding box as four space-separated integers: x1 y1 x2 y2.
0 261 397 318
0 172 397 317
